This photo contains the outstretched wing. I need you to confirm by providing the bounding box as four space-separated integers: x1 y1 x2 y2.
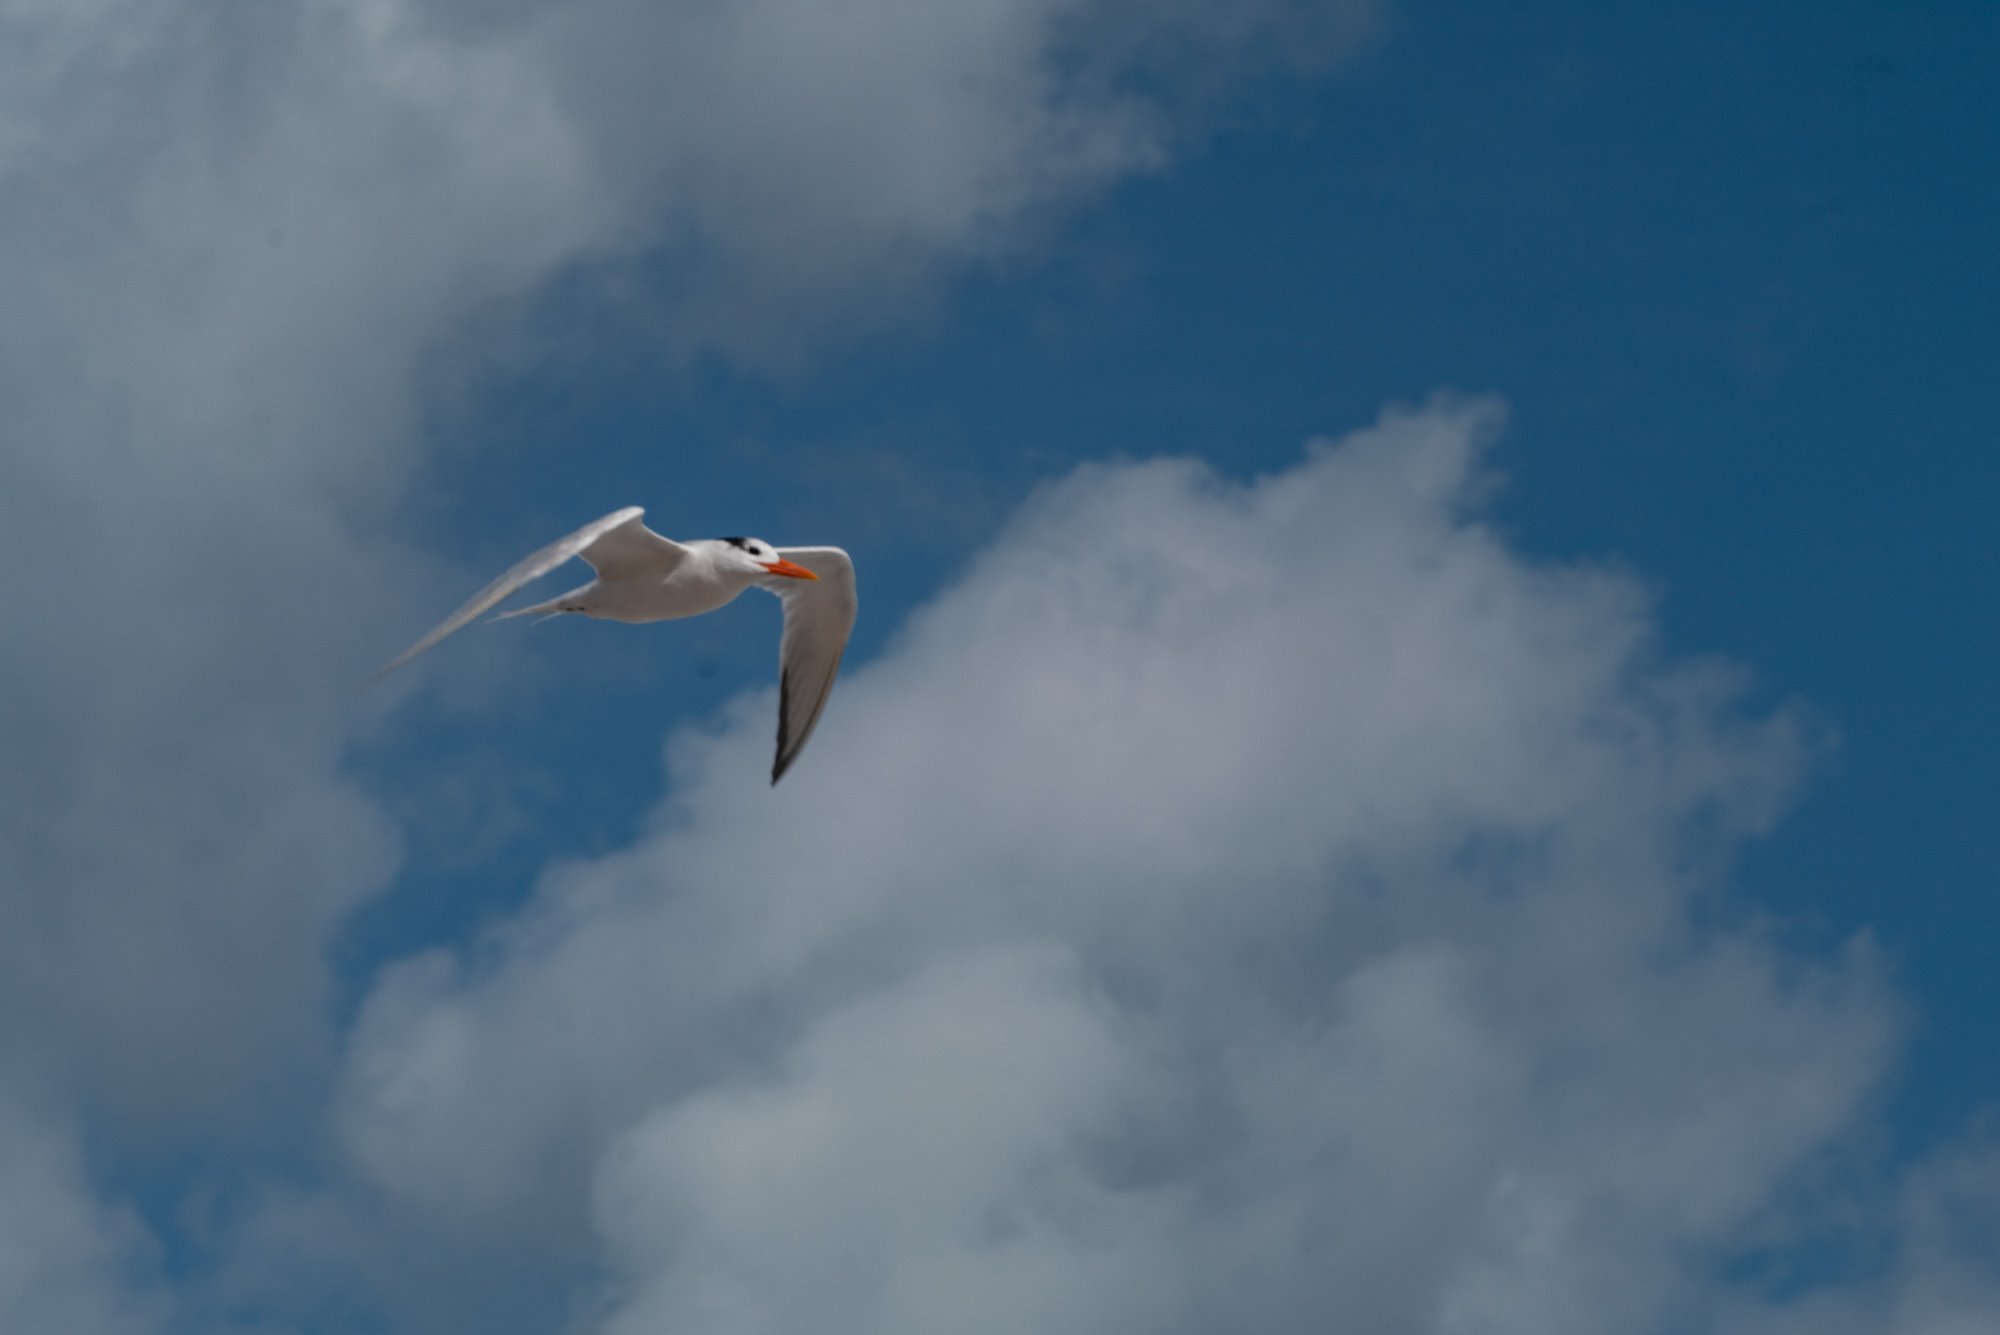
769 546 858 783
372 507 684 681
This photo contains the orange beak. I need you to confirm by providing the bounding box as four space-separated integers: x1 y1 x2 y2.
761 559 819 581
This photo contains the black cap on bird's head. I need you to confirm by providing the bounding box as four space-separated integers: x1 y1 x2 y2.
717 536 818 581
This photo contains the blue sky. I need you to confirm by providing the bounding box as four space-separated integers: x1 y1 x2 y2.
0 2 1995 1332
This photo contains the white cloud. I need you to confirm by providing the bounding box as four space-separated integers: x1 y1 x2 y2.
442 0 1379 356
1720 1140 2000 1335
0 0 614 1140
311 399 1988 1332
0 1098 161 1335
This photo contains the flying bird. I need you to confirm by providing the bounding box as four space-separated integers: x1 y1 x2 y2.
374 507 856 783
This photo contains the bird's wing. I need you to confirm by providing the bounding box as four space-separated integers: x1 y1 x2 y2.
769 546 858 783
577 510 689 582
372 506 678 681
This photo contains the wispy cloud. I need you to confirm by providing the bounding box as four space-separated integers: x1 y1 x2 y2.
0 1097 161 1335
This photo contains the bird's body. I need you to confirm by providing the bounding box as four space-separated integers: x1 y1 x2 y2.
374 508 857 783
506 541 768 624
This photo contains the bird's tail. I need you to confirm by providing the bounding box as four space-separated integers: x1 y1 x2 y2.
490 596 570 624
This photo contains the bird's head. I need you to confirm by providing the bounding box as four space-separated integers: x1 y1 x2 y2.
717 536 819 582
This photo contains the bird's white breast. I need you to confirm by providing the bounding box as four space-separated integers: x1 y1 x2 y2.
583 560 746 623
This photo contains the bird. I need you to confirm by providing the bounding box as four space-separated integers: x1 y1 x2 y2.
373 507 857 784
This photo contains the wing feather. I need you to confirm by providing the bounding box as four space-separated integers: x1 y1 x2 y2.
578 512 688 581
769 546 857 783
372 506 677 681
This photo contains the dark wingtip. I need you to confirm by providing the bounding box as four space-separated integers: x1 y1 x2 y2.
771 667 792 786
